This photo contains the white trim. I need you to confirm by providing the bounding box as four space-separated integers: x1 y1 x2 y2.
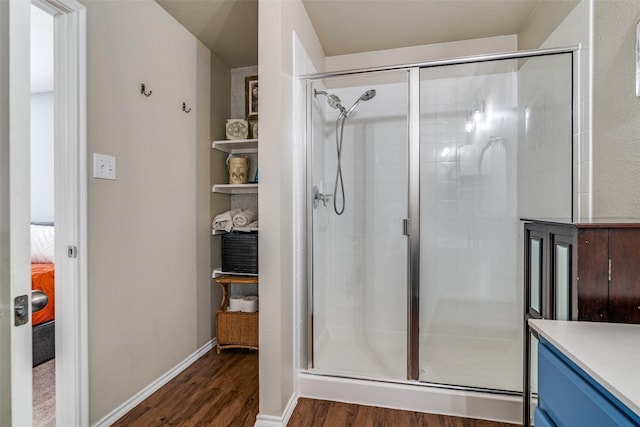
255 393 298 427
7 1 34 424
42 0 88 425
297 373 522 424
92 338 217 427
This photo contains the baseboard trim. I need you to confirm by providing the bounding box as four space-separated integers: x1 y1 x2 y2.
255 393 298 427
92 338 217 427
297 372 522 424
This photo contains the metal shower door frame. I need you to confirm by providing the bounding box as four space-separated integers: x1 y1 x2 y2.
302 45 578 384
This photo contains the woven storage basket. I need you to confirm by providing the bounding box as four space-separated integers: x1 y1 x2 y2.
216 310 259 347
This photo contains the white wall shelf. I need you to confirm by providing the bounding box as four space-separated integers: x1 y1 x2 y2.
212 228 258 236
212 183 258 194
212 268 259 278
212 138 258 154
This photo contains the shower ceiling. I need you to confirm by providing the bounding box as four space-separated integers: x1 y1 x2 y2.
155 0 551 67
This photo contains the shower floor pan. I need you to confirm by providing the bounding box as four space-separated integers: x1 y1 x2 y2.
313 326 522 392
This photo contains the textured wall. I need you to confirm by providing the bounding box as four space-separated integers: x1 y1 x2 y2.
82 1 211 422
592 1 640 216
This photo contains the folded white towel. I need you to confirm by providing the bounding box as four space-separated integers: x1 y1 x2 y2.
232 209 257 227
213 208 241 233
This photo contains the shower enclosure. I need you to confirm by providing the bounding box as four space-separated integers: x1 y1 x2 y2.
305 49 574 395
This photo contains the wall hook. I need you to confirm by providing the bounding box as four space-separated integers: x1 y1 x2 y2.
182 102 191 113
140 83 152 97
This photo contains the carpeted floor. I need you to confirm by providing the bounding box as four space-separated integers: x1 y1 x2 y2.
33 359 55 427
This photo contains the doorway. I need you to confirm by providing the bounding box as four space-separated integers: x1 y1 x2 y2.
30 4 55 425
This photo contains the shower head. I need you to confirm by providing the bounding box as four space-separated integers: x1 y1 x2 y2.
360 89 376 102
314 89 346 114
345 89 377 117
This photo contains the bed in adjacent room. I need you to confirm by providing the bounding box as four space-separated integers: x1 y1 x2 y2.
31 224 55 366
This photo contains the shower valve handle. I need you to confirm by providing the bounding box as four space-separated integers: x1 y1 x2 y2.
313 186 333 208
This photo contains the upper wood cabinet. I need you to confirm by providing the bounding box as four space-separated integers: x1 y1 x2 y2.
524 219 640 324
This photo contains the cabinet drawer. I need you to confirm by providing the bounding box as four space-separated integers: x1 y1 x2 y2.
538 340 640 427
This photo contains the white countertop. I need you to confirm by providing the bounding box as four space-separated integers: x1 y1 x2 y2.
529 319 640 416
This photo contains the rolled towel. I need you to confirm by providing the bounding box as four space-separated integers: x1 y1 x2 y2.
241 296 258 313
232 209 257 227
213 208 241 232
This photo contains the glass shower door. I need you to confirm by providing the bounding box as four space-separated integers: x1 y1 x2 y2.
309 71 409 380
418 53 572 391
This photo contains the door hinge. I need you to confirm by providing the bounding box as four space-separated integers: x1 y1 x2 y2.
403 219 410 236
608 258 612 282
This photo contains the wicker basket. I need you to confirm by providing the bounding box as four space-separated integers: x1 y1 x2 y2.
216 310 259 348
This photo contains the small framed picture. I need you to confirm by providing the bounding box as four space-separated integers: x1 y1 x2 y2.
245 75 258 118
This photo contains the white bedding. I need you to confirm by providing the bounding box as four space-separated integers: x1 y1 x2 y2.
31 224 55 264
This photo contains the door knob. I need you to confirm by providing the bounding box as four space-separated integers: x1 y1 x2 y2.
32 290 49 313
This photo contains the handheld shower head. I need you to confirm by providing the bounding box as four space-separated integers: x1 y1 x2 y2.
360 89 376 102
345 89 377 117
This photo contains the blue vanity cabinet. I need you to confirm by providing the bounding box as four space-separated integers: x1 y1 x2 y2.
537 337 640 427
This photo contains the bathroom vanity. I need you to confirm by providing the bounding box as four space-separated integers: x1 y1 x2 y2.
522 218 640 426
529 319 640 427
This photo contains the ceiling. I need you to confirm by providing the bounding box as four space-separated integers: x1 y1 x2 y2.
156 0 543 69
156 0 258 68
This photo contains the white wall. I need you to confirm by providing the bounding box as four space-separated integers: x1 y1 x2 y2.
81 1 211 423
30 91 54 223
592 1 640 216
326 35 517 71
258 0 325 421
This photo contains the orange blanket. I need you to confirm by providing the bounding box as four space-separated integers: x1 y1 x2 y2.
31 263 55 326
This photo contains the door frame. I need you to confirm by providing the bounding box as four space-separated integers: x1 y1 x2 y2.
33 0 88 425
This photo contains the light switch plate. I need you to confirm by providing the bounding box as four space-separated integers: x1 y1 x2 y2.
93 153 116 180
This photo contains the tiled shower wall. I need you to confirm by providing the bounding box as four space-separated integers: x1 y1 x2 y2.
311 58 573 347
517 54 573 219
419 67 520 340
312 77 409 341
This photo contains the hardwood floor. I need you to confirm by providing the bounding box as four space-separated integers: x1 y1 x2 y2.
112 348 258 427
287 398 520 427
113 348 519 427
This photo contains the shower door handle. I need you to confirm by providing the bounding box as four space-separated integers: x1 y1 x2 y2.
313 186 333 208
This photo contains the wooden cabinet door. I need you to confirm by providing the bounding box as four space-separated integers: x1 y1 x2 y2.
608 229 640 323
576 229 609 321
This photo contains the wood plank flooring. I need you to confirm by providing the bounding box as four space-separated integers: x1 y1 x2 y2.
112 349 259 427
287 398 520 427
112 348 520 427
